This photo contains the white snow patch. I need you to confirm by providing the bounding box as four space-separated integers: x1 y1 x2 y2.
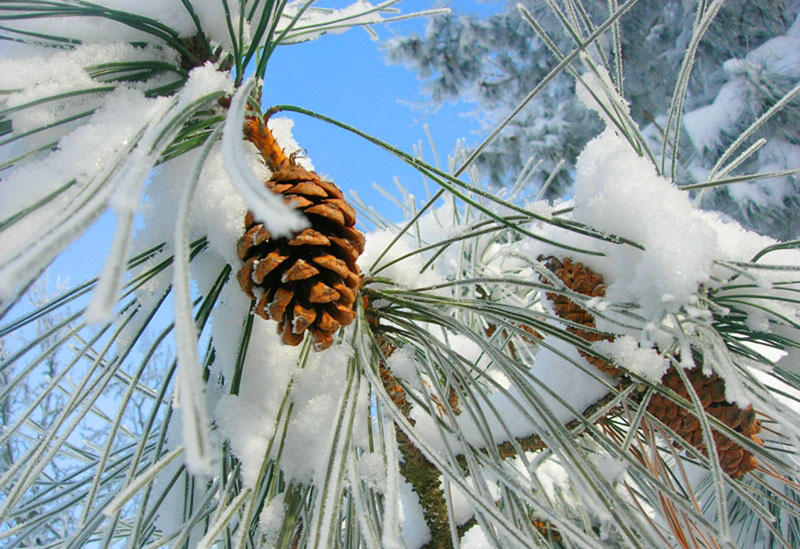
399 476 431 548
359 228 445 291
0 2 195 44
194 3 245 51
460 524 491 549
385 345 422 389
213 318 300 488
448 480 476 525
587 453 627 486
278 1 388 43
179 63 234 107
683 80 750 153
190 143 250 266
534 458 570 501
409 337 612 454
575 63 629 127
214 395 273 487
258 493 286 547
269 117 314 172
592 336 670 384
573 129 719 321
357 452 386 493
214 319 370 487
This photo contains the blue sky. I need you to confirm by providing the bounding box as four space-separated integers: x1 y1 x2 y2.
264 0 503 217
47 1 503 292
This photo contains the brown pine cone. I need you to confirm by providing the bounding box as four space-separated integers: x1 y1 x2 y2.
237 117 365 351
649 365 762 479
540 256 763 479
539 256 621 376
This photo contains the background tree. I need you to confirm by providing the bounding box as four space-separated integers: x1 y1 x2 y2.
385 0 800 239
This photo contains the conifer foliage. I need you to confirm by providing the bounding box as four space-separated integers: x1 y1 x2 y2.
1 2 800 549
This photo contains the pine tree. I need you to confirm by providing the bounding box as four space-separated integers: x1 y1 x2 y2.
1 2 800 548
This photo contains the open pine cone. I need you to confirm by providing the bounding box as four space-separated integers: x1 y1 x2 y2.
236 116 365 351
540 256 762 478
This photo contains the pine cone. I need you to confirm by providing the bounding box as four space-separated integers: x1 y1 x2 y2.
236 116 364 351
539 256 621 376
540 256 762 478
648 366 762 479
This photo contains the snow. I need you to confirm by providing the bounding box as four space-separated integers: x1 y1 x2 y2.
0 87 160 246
448 479 477 525
460 524 491 549
683 80 751 154
729 138 800 206
592 336 670 384
0 3 195 45
176 64 235 110
278 1 390 43
186 142 251 267
404 336 613 455
574 63 629 129
730 14 800 81
399 477 431 548
0 91 163 301
200 50 800 545
683 13 800 214
211 314 370 487
356 451 386 492
587 453 627 487
268 117 315 172
385 345 424 390
258 493 286 547
0 0 394 61
572 128 720 321
0 43 172 136
193 3 244 50
212 319 298 487
358 228 446 290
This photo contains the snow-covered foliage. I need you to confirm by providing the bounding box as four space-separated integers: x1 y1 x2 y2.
2 2 800 549
686 14 800 240
385 0 800 239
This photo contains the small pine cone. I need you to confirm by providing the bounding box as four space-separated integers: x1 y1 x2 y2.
237 118 364 351
648 366 762 479
539 256 622 376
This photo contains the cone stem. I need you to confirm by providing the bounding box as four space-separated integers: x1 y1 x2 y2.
244 115 291 171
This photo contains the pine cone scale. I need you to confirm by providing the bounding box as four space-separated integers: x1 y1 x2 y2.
308 281 341 303
288 229 330 246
